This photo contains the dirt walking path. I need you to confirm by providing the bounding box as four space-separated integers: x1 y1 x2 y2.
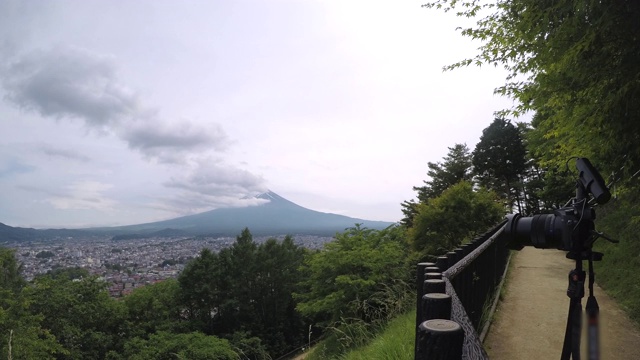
484 247 640 359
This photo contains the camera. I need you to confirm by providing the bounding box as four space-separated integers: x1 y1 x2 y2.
504 158 610 252
503 157 616 358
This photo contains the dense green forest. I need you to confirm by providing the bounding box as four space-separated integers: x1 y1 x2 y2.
2 1 640 359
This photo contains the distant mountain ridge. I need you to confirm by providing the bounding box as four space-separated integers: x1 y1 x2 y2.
0 191 395 242
0 222 91 242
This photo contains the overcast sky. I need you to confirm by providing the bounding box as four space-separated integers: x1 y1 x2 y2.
0 0 523 229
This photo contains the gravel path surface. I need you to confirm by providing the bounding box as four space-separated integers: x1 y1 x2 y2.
484 247 640 359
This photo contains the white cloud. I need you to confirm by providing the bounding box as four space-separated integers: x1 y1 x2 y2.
163 158 268 213
3 46 138 130
121 120 230 163
2 46 233 165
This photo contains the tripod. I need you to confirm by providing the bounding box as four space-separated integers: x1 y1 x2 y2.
561 249 601 360
560 182 615 360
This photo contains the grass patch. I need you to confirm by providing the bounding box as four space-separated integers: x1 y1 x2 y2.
305 311 416 360
338 311 415 360
305 334 345 360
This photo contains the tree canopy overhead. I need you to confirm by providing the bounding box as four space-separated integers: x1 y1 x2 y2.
424 0 640 178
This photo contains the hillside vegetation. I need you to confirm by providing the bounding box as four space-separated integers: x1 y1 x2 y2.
593 192 640 325
306 311 415 360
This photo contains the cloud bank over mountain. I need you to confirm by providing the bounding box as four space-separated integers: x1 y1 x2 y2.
1 44 267 221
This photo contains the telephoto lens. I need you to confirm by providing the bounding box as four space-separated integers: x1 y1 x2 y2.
505 213 568 250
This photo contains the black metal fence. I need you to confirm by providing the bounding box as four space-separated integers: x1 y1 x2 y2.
414 221 509 360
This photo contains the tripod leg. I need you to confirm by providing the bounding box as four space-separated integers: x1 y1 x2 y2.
561 300 575 360
561 299 583 360
562 269 586 360
571 301 582 360
586 296 600 360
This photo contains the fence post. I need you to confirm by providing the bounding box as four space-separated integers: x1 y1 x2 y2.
454 248 464 261
415 262 435 360
436 256 449 271
446 252 457 269
425 266 440 274
416 319 464 360
460 244 471 256
423 279 446 294
422 293 452 321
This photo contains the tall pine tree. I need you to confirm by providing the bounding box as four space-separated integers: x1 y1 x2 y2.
401 144 473 226
472 118 527 211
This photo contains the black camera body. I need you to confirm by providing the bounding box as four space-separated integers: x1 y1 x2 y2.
504 158 609 252
505 205 595 251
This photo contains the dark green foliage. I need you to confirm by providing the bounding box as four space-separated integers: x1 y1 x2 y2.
0 297 66 360
296 225 410 326
121 331 237 360
0 248 66 359
409 181 504 256
178 228 306 357
251 236 306 355
124 279 182 337
472 118 527 210
178 247 225 334
416 144 474 202
295 225 413 356
24 275 128 359
0 247 25 292
535 167 575 210
228 331 271 360
226 228 259 331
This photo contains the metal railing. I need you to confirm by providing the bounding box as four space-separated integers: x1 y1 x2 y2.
414 221 509 360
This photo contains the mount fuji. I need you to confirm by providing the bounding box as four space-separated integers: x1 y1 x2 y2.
98 191 395 237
